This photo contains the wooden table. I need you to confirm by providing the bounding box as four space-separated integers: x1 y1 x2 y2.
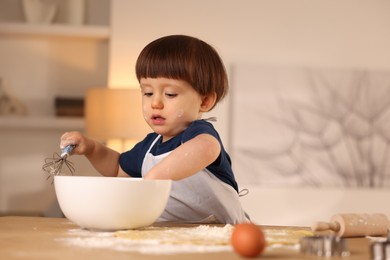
0 216 373 259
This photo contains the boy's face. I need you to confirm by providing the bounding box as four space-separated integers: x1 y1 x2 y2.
140 77 204 142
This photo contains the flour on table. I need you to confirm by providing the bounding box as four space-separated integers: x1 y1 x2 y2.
263 228 313 245
263 228 313 252
115 225 233 245
59 225 312 254
59 225 233 254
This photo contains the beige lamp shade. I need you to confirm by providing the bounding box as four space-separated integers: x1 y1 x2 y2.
85 88 149 142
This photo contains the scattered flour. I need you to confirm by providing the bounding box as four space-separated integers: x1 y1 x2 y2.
59 225 306 254
59 225 233 254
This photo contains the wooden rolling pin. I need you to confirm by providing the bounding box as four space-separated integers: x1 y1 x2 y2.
312 213 390 237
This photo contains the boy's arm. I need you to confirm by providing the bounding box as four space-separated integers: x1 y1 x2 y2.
144 133 220 180
61 131 122 177
82 138 121 177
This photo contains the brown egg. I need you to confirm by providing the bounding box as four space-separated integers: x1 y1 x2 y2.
231 223 266 258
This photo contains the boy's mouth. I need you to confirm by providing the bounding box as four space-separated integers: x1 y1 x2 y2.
151 115 165 124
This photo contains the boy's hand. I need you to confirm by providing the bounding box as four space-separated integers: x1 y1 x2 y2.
60 131 93 156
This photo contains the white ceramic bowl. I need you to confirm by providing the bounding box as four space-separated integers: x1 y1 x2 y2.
54 176 171 231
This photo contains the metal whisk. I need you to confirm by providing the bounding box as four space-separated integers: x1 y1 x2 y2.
42 144 76 179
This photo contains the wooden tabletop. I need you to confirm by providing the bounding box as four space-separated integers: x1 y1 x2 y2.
0 216 373 260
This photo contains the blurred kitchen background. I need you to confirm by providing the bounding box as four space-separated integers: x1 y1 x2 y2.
1 0 390 225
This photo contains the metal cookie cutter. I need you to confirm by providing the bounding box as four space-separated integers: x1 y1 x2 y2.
300 235 350 257
370 228 390 260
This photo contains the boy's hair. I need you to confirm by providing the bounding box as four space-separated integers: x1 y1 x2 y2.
135 35 228 109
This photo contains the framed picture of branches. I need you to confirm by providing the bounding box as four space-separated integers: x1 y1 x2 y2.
231 64 390 188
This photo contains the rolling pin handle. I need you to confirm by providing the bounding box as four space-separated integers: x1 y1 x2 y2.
312 221 341 232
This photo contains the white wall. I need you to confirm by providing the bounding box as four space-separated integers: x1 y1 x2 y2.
108 0 390 226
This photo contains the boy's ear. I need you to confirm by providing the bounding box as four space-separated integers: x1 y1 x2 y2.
200 92 217 112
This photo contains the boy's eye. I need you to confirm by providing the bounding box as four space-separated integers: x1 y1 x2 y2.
165 93 177 98
143 92 153 97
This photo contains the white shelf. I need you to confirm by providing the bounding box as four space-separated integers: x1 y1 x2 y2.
0 22 109 40
0 116 84 131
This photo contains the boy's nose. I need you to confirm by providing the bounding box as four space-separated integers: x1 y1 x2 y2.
151 96 163 109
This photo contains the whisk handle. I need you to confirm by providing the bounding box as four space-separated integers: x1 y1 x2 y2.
60 144 76 158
